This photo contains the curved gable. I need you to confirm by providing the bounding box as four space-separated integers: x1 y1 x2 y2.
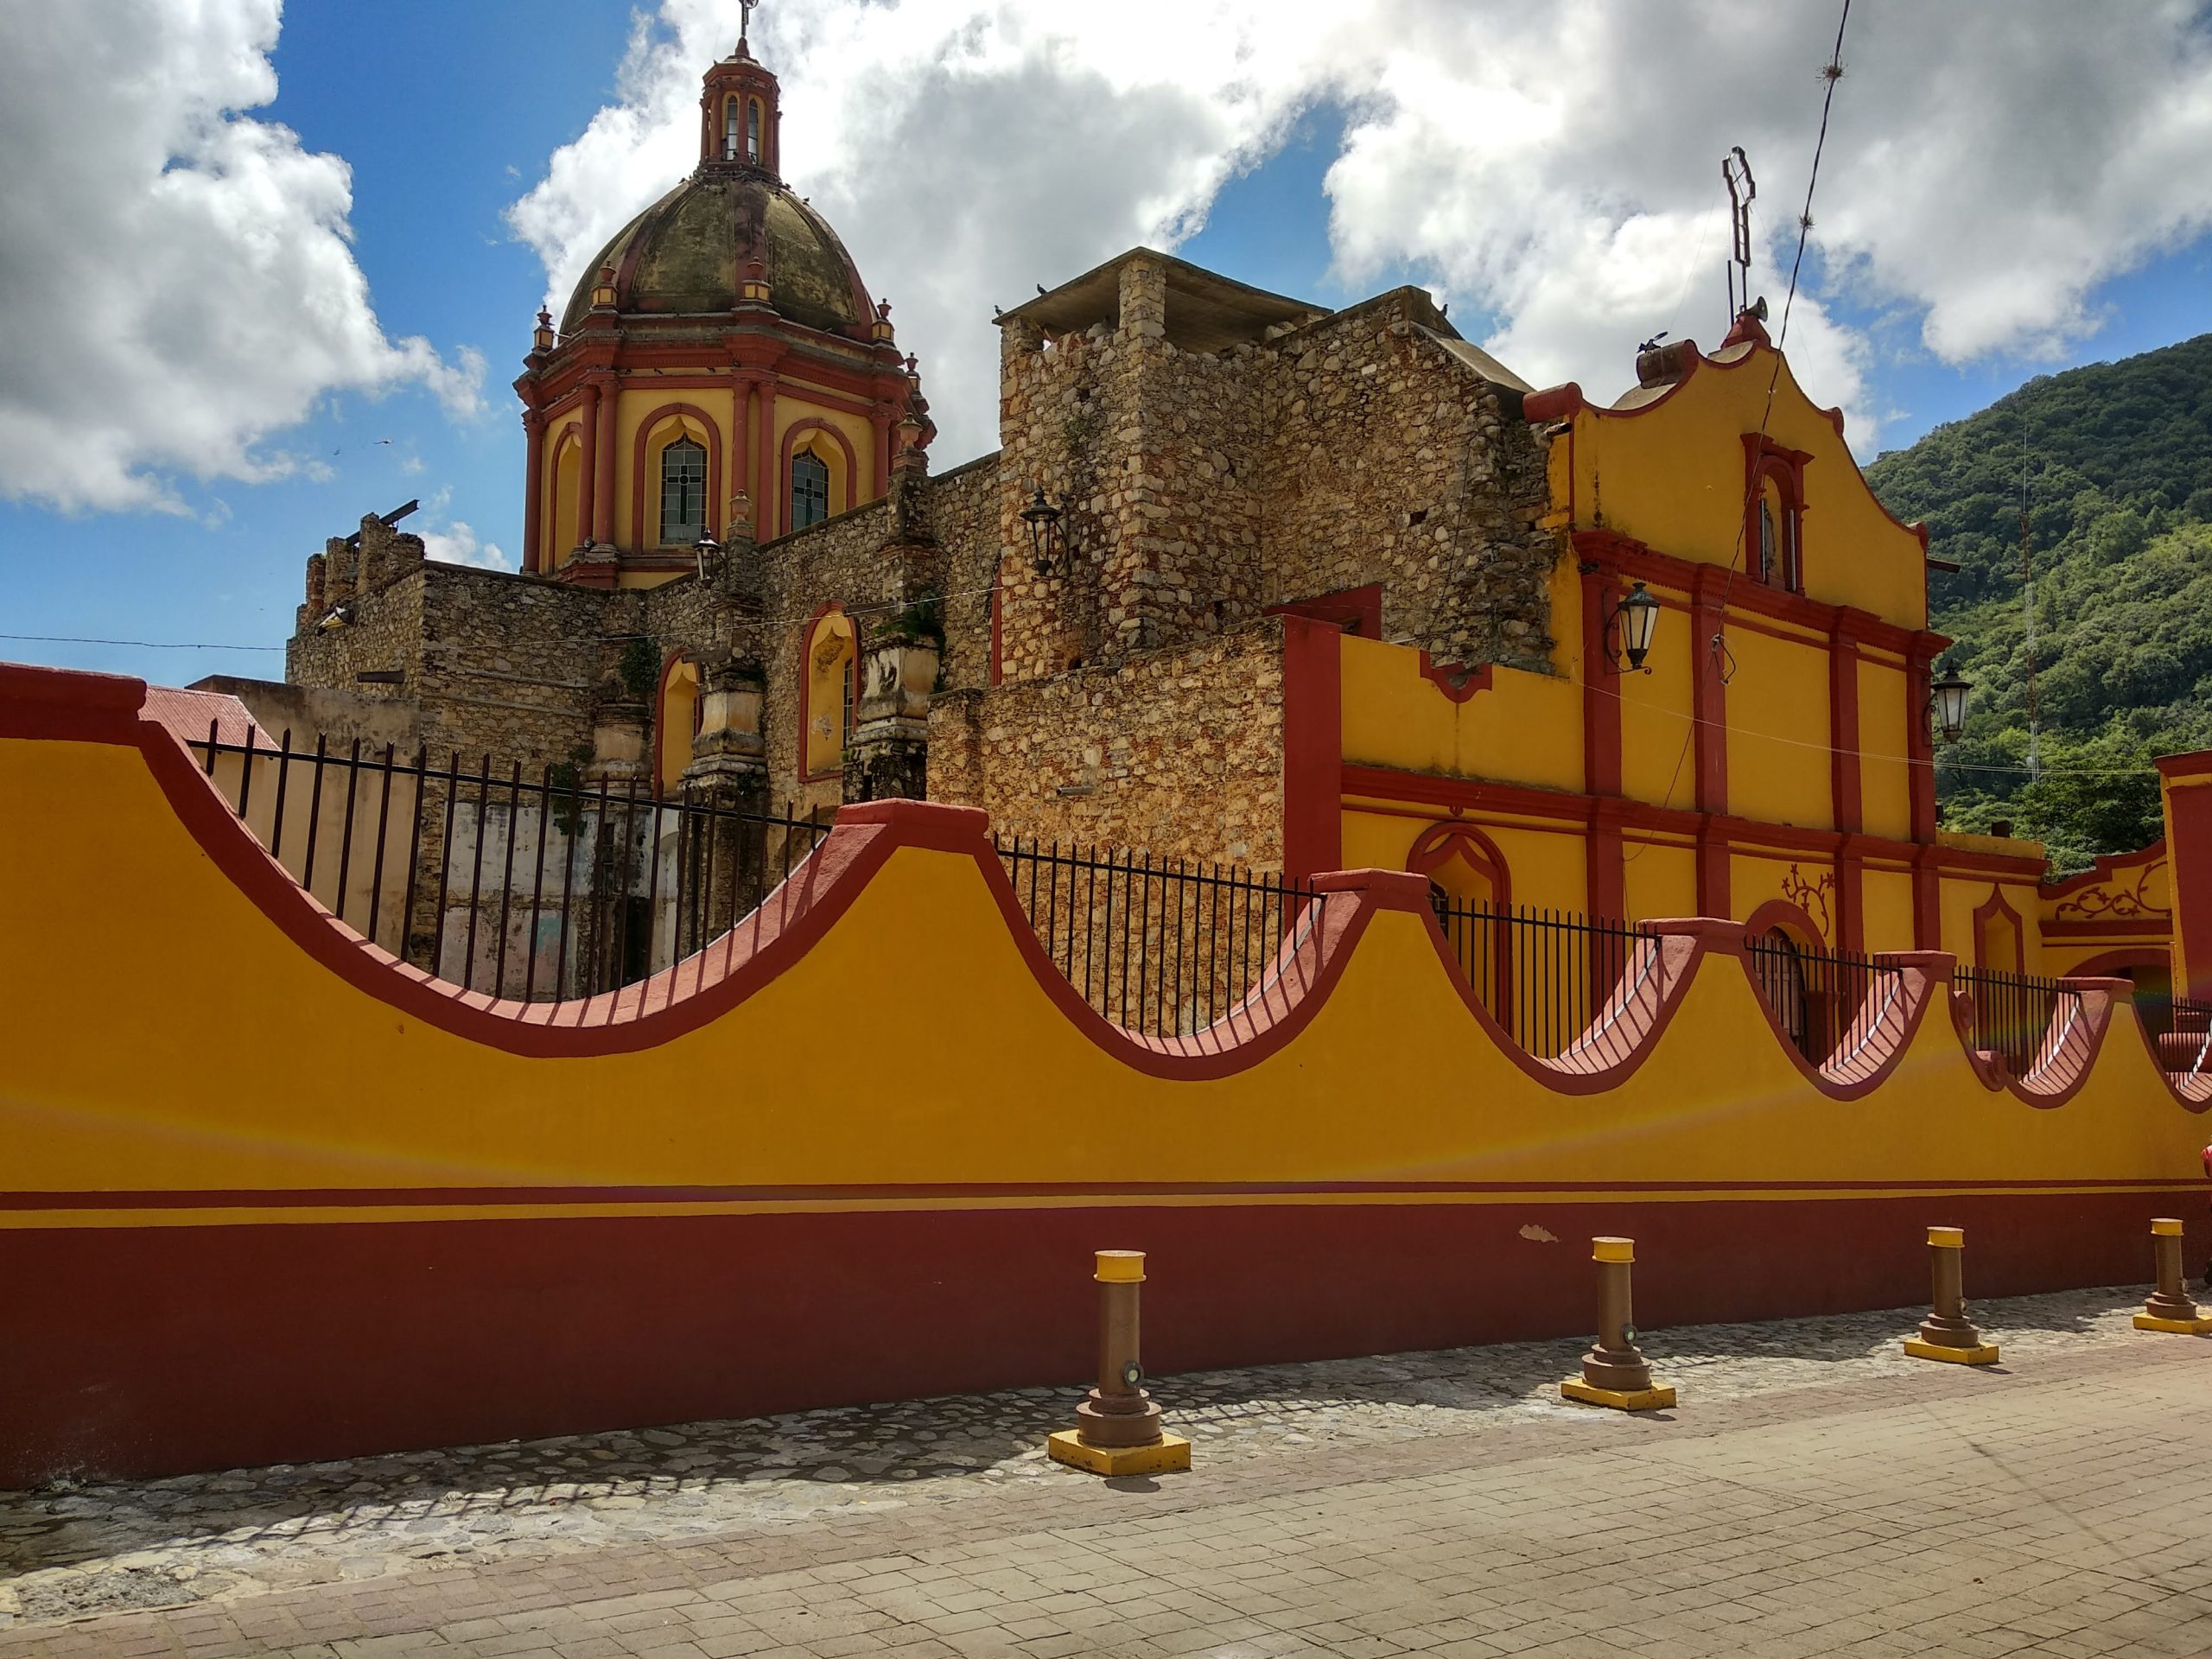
1530 325 1930 631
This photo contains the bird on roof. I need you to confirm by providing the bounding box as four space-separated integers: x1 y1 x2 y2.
992 304 1003 318
1036 283 1047 296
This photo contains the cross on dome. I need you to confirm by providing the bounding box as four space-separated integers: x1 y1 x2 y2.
740 0 759 48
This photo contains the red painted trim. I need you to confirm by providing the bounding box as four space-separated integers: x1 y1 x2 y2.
1969 885 2028 974
1741 433 1810 595
521 411 544 578
1837 845 1866 955
592 376 619 546
1281 613 1344 880
575 382 600 555
2042 919 2171 941
1905 639 1940 846
1829 629 1861 835
779 417 861 525
1911 845 1943 952
1267 583 1382 639
1339 766 2048 890
1408 819 1516 1024
1587 798 1627 926
1573 529 1943 661
6 1185 2197 1484
1688 568 1728 820
2063 947 2169 980
1580 565 1623 798
628 404 724 550
8 1173 2193 1212
2040 839 2166 900
1745 898 1825 950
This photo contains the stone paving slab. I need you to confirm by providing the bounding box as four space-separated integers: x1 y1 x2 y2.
4 1317 2209 1656
0 1286 2177 1636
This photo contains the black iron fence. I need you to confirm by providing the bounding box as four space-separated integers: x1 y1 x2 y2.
2138 993 2212 1086
1428 897 1649 1059
994 836 1326 1038
1954 965 2085 1079
193 728 828 1002
1741 934 1907 1071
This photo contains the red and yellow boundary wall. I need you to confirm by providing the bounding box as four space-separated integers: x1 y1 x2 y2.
3 662 2207 1484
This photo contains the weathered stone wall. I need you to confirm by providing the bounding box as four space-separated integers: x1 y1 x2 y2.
410 571 614 761
745 499 904 817
1258 294 1555 671
928 618 1285 868
287 567 429 710
930 452 1003 693
994 274 1555 690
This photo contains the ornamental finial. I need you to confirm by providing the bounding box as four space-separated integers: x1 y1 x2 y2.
739 0 759 48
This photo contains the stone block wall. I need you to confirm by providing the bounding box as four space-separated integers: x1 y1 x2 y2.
930 452 1004 693
928 617 1286 868
1258 294 1555 671
994 274 1556 691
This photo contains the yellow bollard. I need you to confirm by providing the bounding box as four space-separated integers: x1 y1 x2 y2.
2133 1219 2212 1334
1560 1237 1676 1410
1903 1226 2000 1364
1047 1249 1192 1476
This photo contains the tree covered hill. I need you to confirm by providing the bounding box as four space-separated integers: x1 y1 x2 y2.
1862 333 2212 872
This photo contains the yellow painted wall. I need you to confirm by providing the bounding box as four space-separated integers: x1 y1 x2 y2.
1618 593 1696 808
1857 658 1913 842
1338 636 1582 791
1732 851 1835 947
1938 871 2046 974
1861 868 1916 956
1557 340 1927 628
1723 628 1830 831
1623 840 1697 923
2 726 2200 1217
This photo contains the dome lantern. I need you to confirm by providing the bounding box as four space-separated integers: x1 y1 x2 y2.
700 13 782 175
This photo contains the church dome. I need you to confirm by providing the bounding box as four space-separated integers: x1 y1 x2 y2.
560 172 875 340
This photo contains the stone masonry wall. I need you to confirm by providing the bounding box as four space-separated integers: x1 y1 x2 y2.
994 276 1555 687
927 617 1285 868
930 452 1004 693
1258 294 1555 671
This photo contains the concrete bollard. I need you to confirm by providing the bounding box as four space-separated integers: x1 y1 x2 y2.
1560 1236 1676 1410
1047 1249 1192 1476
2133 1219 2212 1334
1903 1225 2000 1364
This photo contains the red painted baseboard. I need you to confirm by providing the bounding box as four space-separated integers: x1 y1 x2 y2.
1 1192 2194 1486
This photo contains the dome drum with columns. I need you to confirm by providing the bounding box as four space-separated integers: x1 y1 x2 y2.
516 32 925 586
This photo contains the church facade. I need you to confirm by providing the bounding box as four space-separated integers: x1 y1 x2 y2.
265 27 2173 998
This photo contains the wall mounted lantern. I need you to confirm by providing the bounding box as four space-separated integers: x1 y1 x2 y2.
1577 564 1661 673
1021 485 1071 579
1929 667 1972 743
1612 582 1662 671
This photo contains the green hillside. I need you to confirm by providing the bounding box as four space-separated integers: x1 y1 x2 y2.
1862 333 2212 872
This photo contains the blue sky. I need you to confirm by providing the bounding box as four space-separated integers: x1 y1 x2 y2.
5 0 2210 689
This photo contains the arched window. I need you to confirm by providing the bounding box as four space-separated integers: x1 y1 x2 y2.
655 657 701 799
1758 473 1797 590
723 98 741 162
791 449 830 531
659 437 707 545
747 99 763 164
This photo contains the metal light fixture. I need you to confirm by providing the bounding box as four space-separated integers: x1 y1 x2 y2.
1020 485 1070 579
1614 582 1661 671
1929 667 1972 743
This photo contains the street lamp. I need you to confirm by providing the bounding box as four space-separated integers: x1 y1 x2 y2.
1020 485 1071 579
1929 667 1972 742
1615 581 1661 672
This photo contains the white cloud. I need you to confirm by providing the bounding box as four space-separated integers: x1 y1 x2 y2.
507 1 2212 461
420 520 512 572
0 0 486 514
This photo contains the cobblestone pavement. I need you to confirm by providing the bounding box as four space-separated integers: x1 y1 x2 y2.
0 1285 2169 1638
6 1294 2211 1657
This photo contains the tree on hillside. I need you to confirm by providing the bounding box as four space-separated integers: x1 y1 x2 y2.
1866 334 2212 871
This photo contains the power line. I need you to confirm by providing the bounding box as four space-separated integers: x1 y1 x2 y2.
0 632 284 652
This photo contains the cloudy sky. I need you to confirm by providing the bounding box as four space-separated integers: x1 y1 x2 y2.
4 0 2211 683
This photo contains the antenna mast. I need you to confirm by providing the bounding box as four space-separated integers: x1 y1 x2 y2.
2021 461 2040 783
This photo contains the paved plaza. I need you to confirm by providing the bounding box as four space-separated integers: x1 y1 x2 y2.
4 1287 2210 1656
